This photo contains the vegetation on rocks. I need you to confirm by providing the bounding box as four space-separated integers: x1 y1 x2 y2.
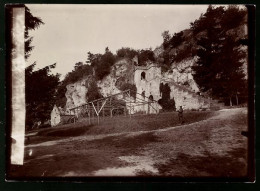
160 5 247 105
24 5 248 129
118 83 137 98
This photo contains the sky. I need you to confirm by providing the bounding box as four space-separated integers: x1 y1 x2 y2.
26 4 209 79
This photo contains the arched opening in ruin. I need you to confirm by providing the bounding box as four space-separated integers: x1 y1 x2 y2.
148 95 154 114
148 95 154 101
141 91 145 100
141 72 146 80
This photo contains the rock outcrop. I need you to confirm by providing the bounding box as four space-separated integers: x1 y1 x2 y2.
64 55 210 113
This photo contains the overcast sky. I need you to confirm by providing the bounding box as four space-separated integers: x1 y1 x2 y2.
26 4 209 79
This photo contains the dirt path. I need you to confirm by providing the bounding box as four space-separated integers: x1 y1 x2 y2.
10 107 248 178
88 108 248 177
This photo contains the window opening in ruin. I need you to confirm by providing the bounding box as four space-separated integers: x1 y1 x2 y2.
141 72 146 80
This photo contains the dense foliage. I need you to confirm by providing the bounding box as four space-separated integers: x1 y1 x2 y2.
63 62 92 85
25 6 44 59
159 5 247 105
116 47 138 59
118 83 137 98
86 81 103 101
137 49 155 65
24 6 58 129
191 5 247 105
26 63 60 129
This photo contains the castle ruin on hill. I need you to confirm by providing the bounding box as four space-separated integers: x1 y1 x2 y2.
62 57 211 117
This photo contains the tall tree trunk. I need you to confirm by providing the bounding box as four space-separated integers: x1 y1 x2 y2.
236 94 239 105
230 97 233 106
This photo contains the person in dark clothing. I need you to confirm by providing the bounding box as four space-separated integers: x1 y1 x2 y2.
178 106 184 124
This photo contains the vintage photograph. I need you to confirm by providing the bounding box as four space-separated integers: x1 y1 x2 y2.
6 4 253 180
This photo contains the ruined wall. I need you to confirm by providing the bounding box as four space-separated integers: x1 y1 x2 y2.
134 60 209 111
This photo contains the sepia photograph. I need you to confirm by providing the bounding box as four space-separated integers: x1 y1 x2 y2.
5 4 254 181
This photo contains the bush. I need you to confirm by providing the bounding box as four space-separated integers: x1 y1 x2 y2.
118 83 137 98
63 62 92 85
94 48 116 80
138 49 155 66
95 62 111 80
116 47 138 59
174 45 192 62
158 98 176 111
86 81 103 101
169 31 184 48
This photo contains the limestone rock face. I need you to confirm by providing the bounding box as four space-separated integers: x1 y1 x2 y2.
64 56 209 112
97 75 121 97
65 78 88 109
65 58 134 109
164 57 200 93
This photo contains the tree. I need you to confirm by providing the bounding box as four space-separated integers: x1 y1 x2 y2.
86 81 103 101
25 63 60 129
169 31 184 48
118 83 137 98
162 30 171 49
214 36 247 105
63 62 92 85
192 5 247 105
137 49 155 66
116 47 138 59
25 6 44 59
95 47 115 80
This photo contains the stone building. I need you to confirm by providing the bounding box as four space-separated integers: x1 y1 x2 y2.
50 105 75 127
133 63 209 111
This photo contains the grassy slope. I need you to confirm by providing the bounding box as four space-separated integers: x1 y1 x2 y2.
34 111 213 139
8 108 248 178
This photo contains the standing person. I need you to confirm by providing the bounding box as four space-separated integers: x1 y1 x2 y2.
178 106 184 124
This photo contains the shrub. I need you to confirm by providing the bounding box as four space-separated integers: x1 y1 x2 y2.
63 62 92 85
138 49 155 66
86 81 103 101
116 47 138 59
174 45 192 62
158 98 176 111
118 83 137 98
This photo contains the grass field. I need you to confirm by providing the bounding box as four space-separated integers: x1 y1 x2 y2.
8 108 248 178
33 111 213 140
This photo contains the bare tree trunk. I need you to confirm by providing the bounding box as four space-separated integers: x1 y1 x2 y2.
236 94 239 105
230 97 233 106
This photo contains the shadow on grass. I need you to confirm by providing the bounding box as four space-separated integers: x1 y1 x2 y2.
152 147 247 177
86 132 161 154
37 124 94 137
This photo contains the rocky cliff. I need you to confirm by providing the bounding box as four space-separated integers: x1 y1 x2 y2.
65 58 135 110
64 55 208 112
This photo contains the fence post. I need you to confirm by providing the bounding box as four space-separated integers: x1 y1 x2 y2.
129 90 131 118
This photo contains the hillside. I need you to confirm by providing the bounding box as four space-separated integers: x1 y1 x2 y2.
55 5 248 114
